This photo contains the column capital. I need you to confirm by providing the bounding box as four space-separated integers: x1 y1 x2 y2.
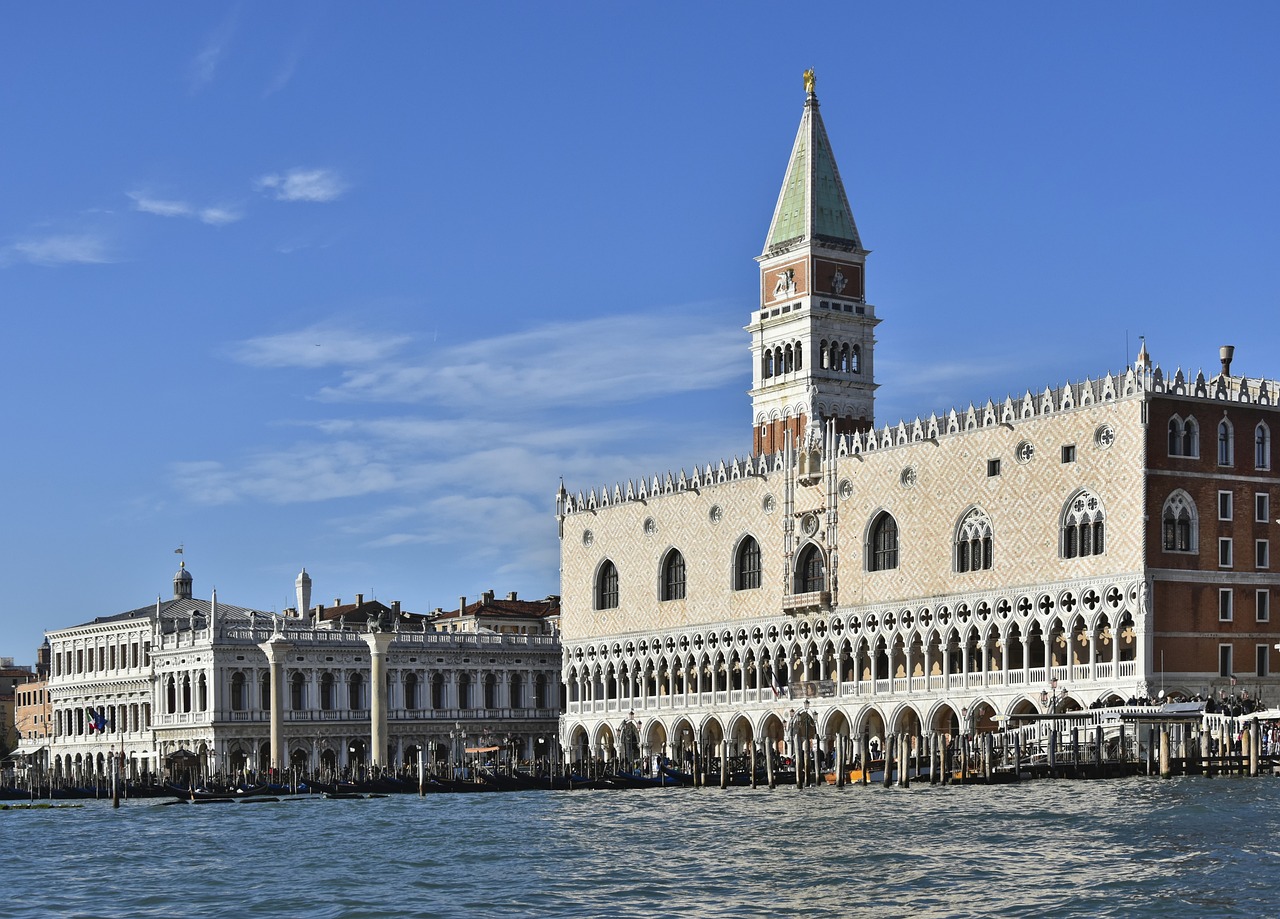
361 632 395 657
257 636 292 661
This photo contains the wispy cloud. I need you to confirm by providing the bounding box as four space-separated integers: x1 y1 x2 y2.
5 234 114 267
176 308 747 590
264 48 301 97
256 168 346 203
189 11 238 92
230 325 411 369
128 192 243 226
306 310 743 409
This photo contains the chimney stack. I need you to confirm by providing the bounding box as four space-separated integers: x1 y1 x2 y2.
356 593 364 606
507 591 518 601
459 596 466 613
1220 345 1235 378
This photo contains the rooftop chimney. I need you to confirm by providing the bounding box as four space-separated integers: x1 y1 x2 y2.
459 596 466 613
482 590 494 605
1220 345 1235 378
356 593 364 606
507 591 518 601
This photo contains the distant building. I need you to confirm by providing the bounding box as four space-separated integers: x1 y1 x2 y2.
429 590 561 635
0 657 37 758
555 73 1280 766
44 564 562 782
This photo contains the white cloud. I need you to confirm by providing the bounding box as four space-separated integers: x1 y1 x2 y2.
256 168 346 203
128 192 243 226
197 206 243 226
130 194 193 219
230 326 411 369
6 234 113 266
308 309 743 409
189 12 237 92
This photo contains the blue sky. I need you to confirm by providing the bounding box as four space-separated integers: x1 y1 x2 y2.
3 3 1279 660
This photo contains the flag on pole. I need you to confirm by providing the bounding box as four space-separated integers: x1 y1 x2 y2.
174 546 184 555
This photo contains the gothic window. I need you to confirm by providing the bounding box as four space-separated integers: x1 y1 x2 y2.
795 543 825 592
320 672 334 710
290 672 305 711
1161 490 1198 553
735 536 762 590
1218 419 1234 466
404 673 419 710
1062 489 1106 558
596 560 619 610
868 512 899 571
955 507 994 573
1168 416 1182 456
1183 417 1199 457
662 549 687 601
1256 422 1271 470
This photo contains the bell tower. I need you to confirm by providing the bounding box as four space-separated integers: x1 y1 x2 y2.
748 70 878 456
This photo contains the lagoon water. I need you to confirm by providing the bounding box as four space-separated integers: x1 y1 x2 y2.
4 777 1279 918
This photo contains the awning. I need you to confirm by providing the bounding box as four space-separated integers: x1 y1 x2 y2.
463 745 500 754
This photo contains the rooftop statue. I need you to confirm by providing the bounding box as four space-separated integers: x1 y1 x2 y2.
804 68 815 94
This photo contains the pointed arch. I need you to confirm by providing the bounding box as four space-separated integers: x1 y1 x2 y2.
1162 489 1198 553
867 511 899 571
955 506 993 572
1218 417 1235 466
661 548 686 601
794 542 825 593
1183 416 1200 457
1061 489 1105 559
1256 421 1271 470
595 559 619 610
733 534 762 591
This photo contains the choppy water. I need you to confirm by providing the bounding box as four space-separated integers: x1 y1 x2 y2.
3 777 1279 918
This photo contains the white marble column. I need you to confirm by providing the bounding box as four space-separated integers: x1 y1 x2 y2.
362 632 395 768
257 634 292 772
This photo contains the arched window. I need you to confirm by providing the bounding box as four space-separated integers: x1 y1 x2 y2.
290 672 305 711
869 512 899 571
851 344 861 374
1062 489 1106 558
230 672 246 711
794 342 803 370
819 339 830 370
1162 490 1198 553
535 673 547 709
795 544 825 592
165 676 176 714
840 344 850 373
458 673 472 709
320 672 334 710
484 673 497 709
1183 417 1200 457
784 344 793 373
431 673 445 709
735 536 762 590
955 507 994 572
348 672 364 710
662 549 686 601
763 351 773 379
1168 416 1183 456
510 673 524 709
259 672 270 710
1218 419 1234 466
829 342 839 370
596 560 619 610
404 673 419 710
1256 422 1271 470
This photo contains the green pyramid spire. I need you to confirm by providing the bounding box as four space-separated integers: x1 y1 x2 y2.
764 75 862 255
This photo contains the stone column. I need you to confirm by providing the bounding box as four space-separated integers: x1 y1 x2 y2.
362 632 395 769
257 634 292 772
